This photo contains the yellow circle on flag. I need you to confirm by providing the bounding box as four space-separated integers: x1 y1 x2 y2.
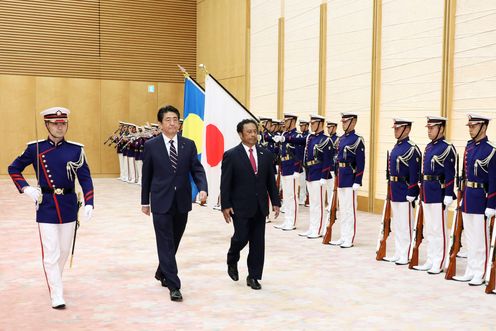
183 113 204 153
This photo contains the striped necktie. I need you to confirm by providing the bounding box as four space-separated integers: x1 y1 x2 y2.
169 140 177 171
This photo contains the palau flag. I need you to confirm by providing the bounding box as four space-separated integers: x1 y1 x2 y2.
182 76 205 201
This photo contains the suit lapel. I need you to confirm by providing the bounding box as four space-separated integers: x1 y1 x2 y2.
177 136 187 169
237 143 256 177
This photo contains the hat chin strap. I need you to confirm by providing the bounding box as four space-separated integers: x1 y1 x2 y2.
344 119 352 133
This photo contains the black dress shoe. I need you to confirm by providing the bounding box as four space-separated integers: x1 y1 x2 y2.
169 289 183 302
246 277 261 290
155 272 168 287
52 304 66 310
227 264 239 281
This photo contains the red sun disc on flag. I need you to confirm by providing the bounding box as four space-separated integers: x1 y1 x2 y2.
206 124 224 167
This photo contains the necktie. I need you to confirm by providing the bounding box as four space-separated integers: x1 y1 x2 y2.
249 148 257 174
169 140 177 171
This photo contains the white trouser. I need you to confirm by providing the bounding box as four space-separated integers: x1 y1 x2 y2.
281 175 298 228
298 170 307 204
462 212 489 278
325 178 334 212
391 201 414 261
38 222 76 305
122 155 129 181
118 153 125 179
337 187 357 245
135 160 143 185
306 180 325 236
423 203 448 270
128 156 136 182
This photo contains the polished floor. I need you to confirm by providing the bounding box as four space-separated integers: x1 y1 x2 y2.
0 178 493 330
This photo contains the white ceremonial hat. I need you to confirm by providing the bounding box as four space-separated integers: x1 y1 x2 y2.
310 114 325 122
284 113 298 119
40 107 70 123
392 118 413 128
466 113 491 125
426 116 447 127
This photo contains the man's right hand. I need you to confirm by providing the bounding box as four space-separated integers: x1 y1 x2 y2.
222 208 234 223
141 205 151 216
23 186 41 203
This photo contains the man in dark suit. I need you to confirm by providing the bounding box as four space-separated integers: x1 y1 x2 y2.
141 105 207 302
221 119 281 290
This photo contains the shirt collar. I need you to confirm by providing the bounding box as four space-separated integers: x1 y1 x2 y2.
162 133 178 145
242 143 256 153
397 136 410 144
47 137 65 146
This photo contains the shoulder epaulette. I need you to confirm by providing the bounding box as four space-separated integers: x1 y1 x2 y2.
27 139 45 145
407 140 417 146
66 140 84 147
488 140 496 149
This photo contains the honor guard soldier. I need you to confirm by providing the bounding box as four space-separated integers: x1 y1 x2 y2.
299 115 333 238
116 122 129 181
297 120 310 205
413 116 456 274
453 114 496 285
273 113 307 230
383 119 421 265
330 112 365 248
325 121 339 214
8 107 94 309
126 124 138 183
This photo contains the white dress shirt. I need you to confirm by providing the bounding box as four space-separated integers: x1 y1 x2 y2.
242 143 258 173
162 133 178 157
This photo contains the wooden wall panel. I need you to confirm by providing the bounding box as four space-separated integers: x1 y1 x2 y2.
100 80 130 174
0 0 196 83
0 75 36 175
197 0 248 105
66 79 101 174
157 83 185 117
129 82 158 126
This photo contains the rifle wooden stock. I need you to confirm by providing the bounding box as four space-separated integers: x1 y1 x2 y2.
485 216 496 294
408 200 424 269
375 191 391 260
445 190 464 280
322 176 338 244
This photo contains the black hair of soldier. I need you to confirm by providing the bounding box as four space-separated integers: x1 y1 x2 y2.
237 118 259 133
157 105 180 122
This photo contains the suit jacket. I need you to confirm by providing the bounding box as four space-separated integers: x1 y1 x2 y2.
220 143 281 218
141 134 207 214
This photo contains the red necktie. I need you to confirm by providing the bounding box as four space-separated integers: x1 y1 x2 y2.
249 148 257 174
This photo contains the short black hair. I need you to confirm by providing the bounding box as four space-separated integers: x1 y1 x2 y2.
236 118 258 133
157 105 180 122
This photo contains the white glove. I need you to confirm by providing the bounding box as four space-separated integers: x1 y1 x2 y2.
272 135 280 143
84 205 93 220
443 196 453 206
23 186 41 203
485 208 496 218
319 178 326 186
279 136 286 143
293 172 300 180
406 195 415 202
352 183 360 191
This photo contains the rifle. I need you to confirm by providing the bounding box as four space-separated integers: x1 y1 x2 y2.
485 215 496 294
445 153 463 279
322 174 338 244
104 126 121 145
376 151 391 260
408 182 424 269
69 193 83 268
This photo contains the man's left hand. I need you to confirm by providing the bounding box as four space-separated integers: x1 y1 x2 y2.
84 205 93 220
199 191 208 203
222 208 234 223
273 206 280 219
485 208 496 218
